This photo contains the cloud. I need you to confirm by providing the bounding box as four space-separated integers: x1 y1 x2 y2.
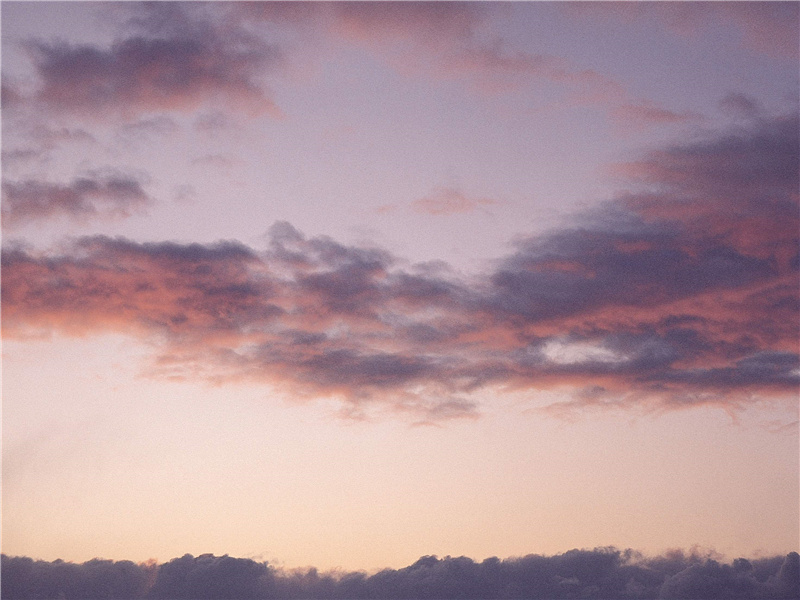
0 124 96 168
411 187 499 216
2 173 151 228
2 116 797 419
3 550 798 599
117 116 180 141
612 114 799 269
5 2 691 136
564 2 799 60
235 2 626 101
609 102 700 133
1 555 154 600
719 93 763 120
236 1 490 49
1 235 272 340
12 3 282 120
711 2 799 60
330 2 488 46
658 552 800 599
190 154 245 171
149 554 271 600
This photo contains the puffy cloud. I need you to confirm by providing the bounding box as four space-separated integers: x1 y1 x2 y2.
3 550 798 600
148 554 272 600
1 235 273 340
2 116 797 418
2 173 151 228
4 2 698 137
12 3 282 120
618 116 798 204
658 552 800 599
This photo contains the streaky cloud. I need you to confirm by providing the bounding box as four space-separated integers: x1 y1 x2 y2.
235 1 626 101
411 187 499 216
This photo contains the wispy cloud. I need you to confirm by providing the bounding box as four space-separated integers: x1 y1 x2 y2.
609 102 701 134
2 172 151 228
2 1 705 154
564 2 799 60
411 187 499 216
235 1 626 101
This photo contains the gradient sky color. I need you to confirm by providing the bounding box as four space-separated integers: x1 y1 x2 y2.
2 1 799 572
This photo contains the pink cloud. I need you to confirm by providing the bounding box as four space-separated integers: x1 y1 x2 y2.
722 2 800 59
411 187 499 216
609 102 700 133
236 2 627 101
331 2 487 46
2 116 796 420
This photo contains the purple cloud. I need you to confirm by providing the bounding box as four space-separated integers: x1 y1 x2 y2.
565 2 799 60
411 187 499 216
2 173 151 227
2 116 797 419
14 3 282 120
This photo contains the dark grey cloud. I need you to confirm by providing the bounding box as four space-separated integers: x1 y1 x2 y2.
3 550 798 600
658 552 800 599
0 555 153 600
148 554 271 600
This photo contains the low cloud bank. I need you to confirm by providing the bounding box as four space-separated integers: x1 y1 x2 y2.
2 548 798 599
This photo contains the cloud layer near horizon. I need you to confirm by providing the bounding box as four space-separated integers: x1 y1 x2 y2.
3 114 797 421
2 549 799 600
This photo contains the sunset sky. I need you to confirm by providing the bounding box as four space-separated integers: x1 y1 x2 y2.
2 1 798 572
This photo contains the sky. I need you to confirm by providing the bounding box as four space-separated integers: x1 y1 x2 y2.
1 1 799 574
